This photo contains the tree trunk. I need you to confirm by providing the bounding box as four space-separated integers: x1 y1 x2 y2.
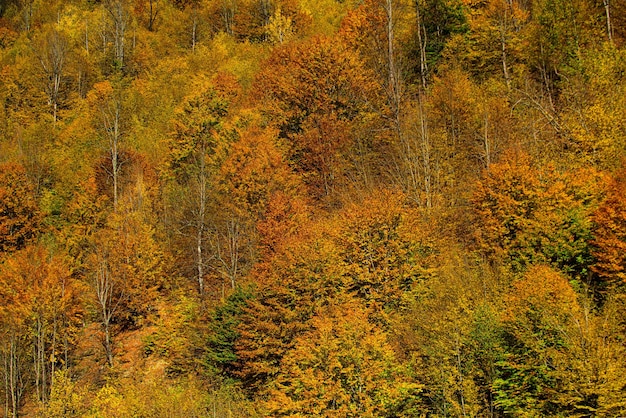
415 0 428 89
196 138 208 295
96 257 115 366
603 0 613 43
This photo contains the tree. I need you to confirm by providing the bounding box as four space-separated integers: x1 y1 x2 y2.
448 0 528 87
87 80 127 211
396 248 496 416
472 151 605 278
167 78 231 295
266 300 419 417
212 125 302 290
332 189 429 313
0 245 83 416
254 36 381 198
32 25 69 123
103 0 132 71
492 265 626 416
133 0 160 31
0 162 42 254
494 265 580 414
88 208 164 366
592 168 626 291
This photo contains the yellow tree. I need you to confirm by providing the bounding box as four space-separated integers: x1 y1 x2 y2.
166 77 232 295
87 80 127 211
495 265 581 414
31 24 69 123
266 299 419 417
494 264 626 415
88 207 164 366
0 162 42 253
331 189 430 313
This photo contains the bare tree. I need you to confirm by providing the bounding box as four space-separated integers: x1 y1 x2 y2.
33 27 68 123
94 252 119 367
104 0 130 70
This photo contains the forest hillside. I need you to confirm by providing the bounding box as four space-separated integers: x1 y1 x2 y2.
1 0 626 416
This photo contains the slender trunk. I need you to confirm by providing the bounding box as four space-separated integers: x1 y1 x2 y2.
112 103 119 211
85 20 89 52
415 0 428 89
418 94 432 208
197 142 207 295
501 34 510 90
456 332 467 418
148 0 157 31
96 258 115 367
50 312 57 395
603 0 613 43
104 317 113 367
113 2 126 69
34 325 39 403
483 114 491 168
4 346 9 418
191 15 198 52
102 97 122 212
227 219 239 290
9 336 17 418
385 0 400 121
40 318 46 403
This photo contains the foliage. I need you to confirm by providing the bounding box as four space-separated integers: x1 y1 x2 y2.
0 162 42 253
1 0 626 415
472 151 605 278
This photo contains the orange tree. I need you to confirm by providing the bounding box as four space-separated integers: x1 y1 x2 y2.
254 36 382 198
592 168 626 292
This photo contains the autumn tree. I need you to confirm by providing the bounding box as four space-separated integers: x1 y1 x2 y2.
254 36 382 199
103 0 132 71
448 0 528 87
133 0 160 31
524 0 602 108
266 300 419 417
212 124 302 290
31 25 69 123
332 189 430 313
88 208 164 366
560 46 626 167
0 162 42 253
87 79 129 211
166 78 232 294
234 189 431 393
472 151 605 278
592 167 626 291
492 265 626 415
395 247 498 416
233 211 325 392
0 245 83 416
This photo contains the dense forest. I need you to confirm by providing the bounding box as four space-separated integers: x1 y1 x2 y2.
1 0 626 416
